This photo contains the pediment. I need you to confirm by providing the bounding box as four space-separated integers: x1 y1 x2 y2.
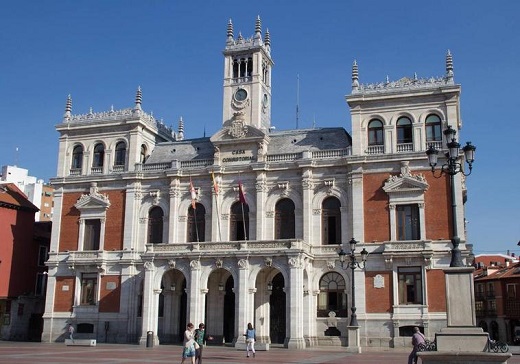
75 183 110 210
210 123 267 144
383 161 429 194
383 175 429 193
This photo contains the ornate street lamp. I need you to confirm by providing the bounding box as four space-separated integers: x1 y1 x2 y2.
338 238 369 327
425 125 476 267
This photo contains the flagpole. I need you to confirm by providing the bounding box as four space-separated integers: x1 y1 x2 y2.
211 172 222 242
214 191 222 242
240 201 247 241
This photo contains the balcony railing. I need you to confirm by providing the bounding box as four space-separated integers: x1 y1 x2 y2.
397 143 414 152
366 145 384 155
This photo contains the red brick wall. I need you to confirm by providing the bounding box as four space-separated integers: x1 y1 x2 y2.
59 190 125 252
426 269 446 312
363 170 452 242
59 193 82 252
363 173 390 242
104 190 125 250
99 275 121 312
423 174 451 240
54 277 75 312
365 271 393 313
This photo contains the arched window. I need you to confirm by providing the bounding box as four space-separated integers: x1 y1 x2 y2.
317 272 347 317
140 144 147 164
368 119 384 145
322 197 341 244
72 145 83 170
275 198 295 239
187 203 206 242
93 143 105 168
114 141 126 166
148 206 164 244
230 201 249 241
396 117 413 144
425 114 442 142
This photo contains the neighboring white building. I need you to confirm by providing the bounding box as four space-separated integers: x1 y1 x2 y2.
1 165 52 221
42 17 473 349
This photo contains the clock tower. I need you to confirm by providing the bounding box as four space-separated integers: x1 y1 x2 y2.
222 16 273 132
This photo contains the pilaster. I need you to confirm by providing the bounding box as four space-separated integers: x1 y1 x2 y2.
286 256 305 349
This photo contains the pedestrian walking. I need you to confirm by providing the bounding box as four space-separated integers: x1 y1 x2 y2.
244 323 256 358
181 323 197 364
68 324 74 341
194 323 213 364
408 326 425 364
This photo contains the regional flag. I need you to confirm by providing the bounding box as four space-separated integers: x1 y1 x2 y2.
238 181 247 205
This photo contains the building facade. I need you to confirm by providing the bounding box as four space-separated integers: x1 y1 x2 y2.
474 254 520 344
0 183 48 341
42 17 472 349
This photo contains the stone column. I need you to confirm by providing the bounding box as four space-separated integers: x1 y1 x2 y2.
301 168 314 243
188 260 202 325
236 258 250 347
139 261 159 345
286 256 305 349
123 181 141 250
255 173 267 240
168 179 180 244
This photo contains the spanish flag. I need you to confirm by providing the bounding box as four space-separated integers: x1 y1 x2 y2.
238 181 247 205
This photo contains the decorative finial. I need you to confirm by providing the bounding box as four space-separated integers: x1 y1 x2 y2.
386 75 390 84
237 32 244 42
414 72 418 80
63 94 72 121
134 86 142 113
264 28 271 48
227 19 234 44
351 60 359 91
177 116 184 141
254 15 262 39
446 50 454 82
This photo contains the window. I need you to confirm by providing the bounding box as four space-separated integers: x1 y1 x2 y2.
398 267 423 304
396 204 420 240
148 207 164 244
487 282 495 297
230 202 249 241
396 117 413 144
317 272 347 317
275 198 295 239
232 57 253 78
322 197 341 244
72 145 83 170
83 219 101 250
140 145 147 163
114 141 126 166
93 143 105 168
187 203 206 242
38 246 48 266
35 273 47 296
506 284 517 299
425 114 442 142
368 119 384 145
80 273 98 305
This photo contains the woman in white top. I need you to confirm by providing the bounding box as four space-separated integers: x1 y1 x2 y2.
181 323 196 364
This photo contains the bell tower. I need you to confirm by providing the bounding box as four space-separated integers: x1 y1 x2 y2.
222 16 273 132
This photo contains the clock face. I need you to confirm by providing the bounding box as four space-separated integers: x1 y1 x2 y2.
234 88 248 102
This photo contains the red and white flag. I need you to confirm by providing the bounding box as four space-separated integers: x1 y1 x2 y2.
190 178 197 209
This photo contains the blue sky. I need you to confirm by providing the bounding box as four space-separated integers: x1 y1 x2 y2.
1 1 518 255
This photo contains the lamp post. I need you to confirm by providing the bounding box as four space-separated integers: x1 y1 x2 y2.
425 125 476 267
338 238 368 327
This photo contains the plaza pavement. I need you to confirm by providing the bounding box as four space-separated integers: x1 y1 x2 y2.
0 342 518 364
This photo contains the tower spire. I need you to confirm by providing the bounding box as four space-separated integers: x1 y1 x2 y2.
446 50 454 83
178 116 184 141
254 15 262 40
352 60 359 91
226 19 234 45
63 94 72 121
134 86 142 112
264 28 271 50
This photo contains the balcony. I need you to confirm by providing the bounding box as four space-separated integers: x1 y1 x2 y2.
397 143 414 153
366 145 384 155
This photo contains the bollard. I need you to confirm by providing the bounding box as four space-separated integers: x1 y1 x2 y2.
146 331 154 348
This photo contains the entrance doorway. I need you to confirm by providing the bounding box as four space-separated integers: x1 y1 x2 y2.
269 272 286 344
